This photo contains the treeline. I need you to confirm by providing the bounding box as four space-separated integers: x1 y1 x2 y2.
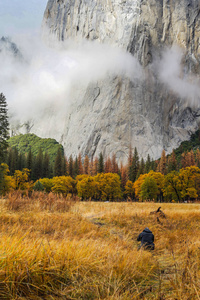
5 142 200 186
1 164 200 202
2 134 200 202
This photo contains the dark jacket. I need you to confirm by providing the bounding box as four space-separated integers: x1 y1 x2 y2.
137 228 154 249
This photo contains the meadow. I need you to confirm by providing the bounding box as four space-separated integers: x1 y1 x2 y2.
0 193 200 299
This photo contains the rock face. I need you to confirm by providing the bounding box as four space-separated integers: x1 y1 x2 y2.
41 0 200 161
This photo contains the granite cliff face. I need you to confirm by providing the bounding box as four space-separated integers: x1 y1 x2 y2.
41 0 200 161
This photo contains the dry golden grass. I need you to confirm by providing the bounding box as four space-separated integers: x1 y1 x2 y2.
0 193 200 299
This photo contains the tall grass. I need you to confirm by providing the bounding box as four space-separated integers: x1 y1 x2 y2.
0 193 200 299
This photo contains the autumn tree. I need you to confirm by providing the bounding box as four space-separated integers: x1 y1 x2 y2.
157 150 167 175
84 155 89 174
134 174 148 199
140 176 158 202
51 176 76 196
167 149 177 173
104 157 112 173
148 171 165 202
13 168 32 190
120 163 128 189
78 153 83 174
92 157 98 176
38 178 53 193
178 166 200 201
73 156 79 177
163 171 182 202
125 180 134 200
94 173 122 201
77 175 97 200
0 163 11 194
111 154 118 173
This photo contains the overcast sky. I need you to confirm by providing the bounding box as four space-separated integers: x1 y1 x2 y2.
0 0 48 37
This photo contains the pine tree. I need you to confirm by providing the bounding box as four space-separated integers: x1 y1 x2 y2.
26 149 33 178
137 158 145 178
78 153 83 174
54 147 63 177
89 159 94 176
43 152 50 178
120 163 128 189
129 147 139 182
68 155 74 177
196 149 200 168
0 93 9 164
73 156 79 177
159 149 167 175
112 154 118 174
18 153 26 171
98 152 104 173
93 157 98 176
144 154 151 173
62 156 67 175
84 155 89 174
33 148 43 180
167 149 177 173
128 145 133 180
105 157 112 173
10 147 19 175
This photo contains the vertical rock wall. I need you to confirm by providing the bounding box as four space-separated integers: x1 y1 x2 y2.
41 0 200 161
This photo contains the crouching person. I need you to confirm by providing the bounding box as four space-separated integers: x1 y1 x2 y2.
137 227 155 250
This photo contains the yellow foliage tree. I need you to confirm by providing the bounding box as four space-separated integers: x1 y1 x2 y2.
77 175 98 200
94 173 122 201
178 166 200 200
134 174 148 199
163 171 182 202
0 163 15 193
125 180 134 199
13 168 32 191
51 176 76 196
148 171 165 202
164 166 200 202
37 178 53 193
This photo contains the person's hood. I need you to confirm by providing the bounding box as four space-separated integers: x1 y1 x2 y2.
143 227 152 233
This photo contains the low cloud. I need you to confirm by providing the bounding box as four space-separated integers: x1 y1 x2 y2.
0 34 142 127
158 46 200 105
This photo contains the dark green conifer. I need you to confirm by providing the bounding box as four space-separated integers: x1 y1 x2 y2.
98 152 104 173
43 152 50 178
129 147 139 182
26 148 32 171
144 154 151 173
33 148 43 180
73 156 79 178
62 156 67 175
54 147 63 177
68 155 74 177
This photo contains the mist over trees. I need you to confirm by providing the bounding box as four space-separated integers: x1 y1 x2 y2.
0 93 9 163
0 93 9 193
